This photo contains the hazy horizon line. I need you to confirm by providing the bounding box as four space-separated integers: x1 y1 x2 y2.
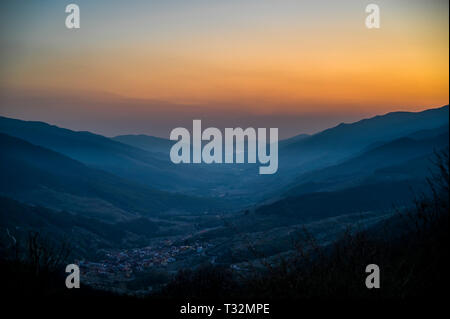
1 101 447 141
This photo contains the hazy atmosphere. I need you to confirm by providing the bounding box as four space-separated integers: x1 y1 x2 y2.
0 0 448 138
0 0 449 308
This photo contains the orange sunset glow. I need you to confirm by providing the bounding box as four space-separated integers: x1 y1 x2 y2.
0 0 448 137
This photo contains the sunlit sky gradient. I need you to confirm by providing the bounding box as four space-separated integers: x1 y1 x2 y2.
0 0 448 138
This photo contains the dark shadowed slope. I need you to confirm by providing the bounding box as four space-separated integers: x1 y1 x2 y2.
0 133 224 222
255 124 448 221
0 117 221 193
222 106 448 204
0 196 166 258
284 128 449 196
256 179 424 221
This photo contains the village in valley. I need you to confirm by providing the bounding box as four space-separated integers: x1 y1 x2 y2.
77 238 217 292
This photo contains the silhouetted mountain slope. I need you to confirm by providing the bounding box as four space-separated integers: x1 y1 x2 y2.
359 124 449 153
401 124 449 142
0 117 217 192
0 133 223 221
261 106 449 199
1 105 447 208
278 133 311 148
112 134 174 155
281 105 449 164
257 124 448 221
285 130 449 196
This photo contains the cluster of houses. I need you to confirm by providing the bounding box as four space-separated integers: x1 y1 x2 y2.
78 240 211 278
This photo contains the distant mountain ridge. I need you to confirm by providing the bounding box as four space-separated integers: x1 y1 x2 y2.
0 104 449 270
0 133 223 222
1 105 448 209
256 121 449 221
285 129 448 196
0 116 228 193
282 105 449 156
112 134 174 155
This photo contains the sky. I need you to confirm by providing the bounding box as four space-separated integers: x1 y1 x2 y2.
0 0 448 138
